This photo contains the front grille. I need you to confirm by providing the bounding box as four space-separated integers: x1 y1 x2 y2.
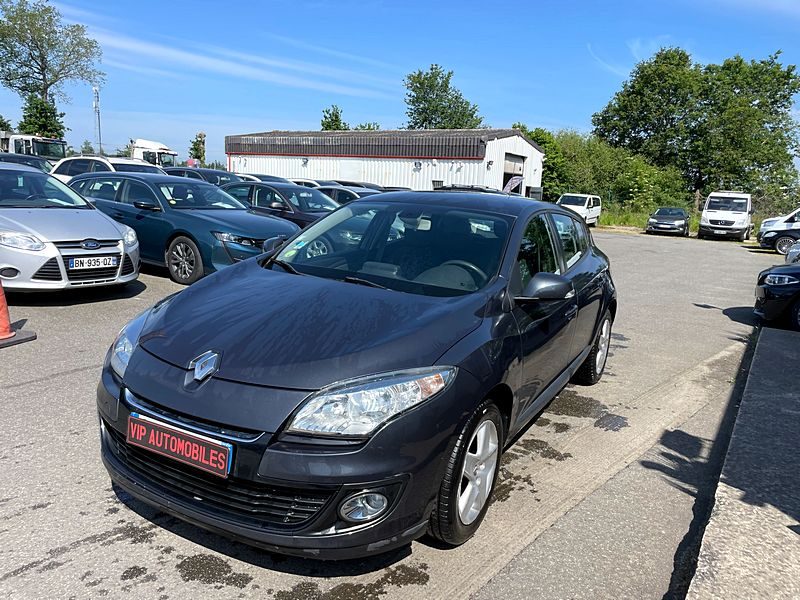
32 258 63 281
120 255 135 276
710 220 735 226
54 240 120 250
104 422 335 527
61 253 121 281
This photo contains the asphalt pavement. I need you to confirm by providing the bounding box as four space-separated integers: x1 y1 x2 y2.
0 232 780 599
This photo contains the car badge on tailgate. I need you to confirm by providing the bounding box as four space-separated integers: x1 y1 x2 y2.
189 351 220 382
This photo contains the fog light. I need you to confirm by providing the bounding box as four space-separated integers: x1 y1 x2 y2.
0 267 19 278
338 492 389 523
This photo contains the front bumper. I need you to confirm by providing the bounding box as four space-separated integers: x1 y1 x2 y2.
699 225 747 238
0 241 140 290
754 282 800 322
209 240 261 274
96 360 477 558
646 222 686 234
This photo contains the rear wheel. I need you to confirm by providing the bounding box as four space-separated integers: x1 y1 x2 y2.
774 236 795 255
428 400 503 546
167 236 204 285
304 237 332 259
572 310 612 385
790 300 800 332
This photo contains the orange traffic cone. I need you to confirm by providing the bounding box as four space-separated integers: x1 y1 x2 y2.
0 279 36 348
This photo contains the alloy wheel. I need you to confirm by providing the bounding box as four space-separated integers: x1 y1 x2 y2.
596 318 611 373
306 239 329 258
775 236 795 255
458 419 499 525
170 242 195 280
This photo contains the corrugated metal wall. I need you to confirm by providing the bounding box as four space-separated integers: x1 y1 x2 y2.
228 137 543 191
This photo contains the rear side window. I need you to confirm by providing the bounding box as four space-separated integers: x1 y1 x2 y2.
551 213 586 270
91 160 111 172
82 178 122 202
66 159 91 177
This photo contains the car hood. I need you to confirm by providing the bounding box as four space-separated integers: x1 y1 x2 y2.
138 259 486 390
703 210 747 221
182 209 299 237
0 207 122 241
651 215 686 223
760 263 800 278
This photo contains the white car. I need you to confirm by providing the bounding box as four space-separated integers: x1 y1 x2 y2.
758 206 800 242
556 194 602 226
51 156 165 183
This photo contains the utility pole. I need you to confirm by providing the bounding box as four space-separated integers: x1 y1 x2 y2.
92 86 103 155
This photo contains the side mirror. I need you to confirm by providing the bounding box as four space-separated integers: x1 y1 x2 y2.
516 272 574 302
269 201 285 210
262 235 287 253
133 200 160 211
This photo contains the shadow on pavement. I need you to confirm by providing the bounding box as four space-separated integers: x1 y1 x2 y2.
113 484 412 577
692 302 759 326
6 280 147 307
640 329 757 600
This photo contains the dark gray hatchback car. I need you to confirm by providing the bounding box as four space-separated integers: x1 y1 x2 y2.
97 191 617 559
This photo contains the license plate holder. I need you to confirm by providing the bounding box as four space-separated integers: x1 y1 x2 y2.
713 229 727 235
126 413 232 478
69 256 118 270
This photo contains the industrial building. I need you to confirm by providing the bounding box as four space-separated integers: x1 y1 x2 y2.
224 129 544 197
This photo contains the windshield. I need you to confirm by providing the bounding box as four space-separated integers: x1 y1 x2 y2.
32 140 66 160
114 163 164 174
706 196 749 212
282 187 338 212
0 170 90 208
159 182 246 209
274 201 513 297
558 195 588 206
159 153 176 168
654 208 686 217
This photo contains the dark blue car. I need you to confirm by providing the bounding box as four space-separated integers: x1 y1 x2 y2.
69 172 299 284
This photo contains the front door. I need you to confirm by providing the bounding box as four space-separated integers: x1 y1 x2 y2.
118 180 171 263
511 213 578 421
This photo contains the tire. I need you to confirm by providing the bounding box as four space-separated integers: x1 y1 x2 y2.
684 227 690 237
697 232 705 240
745 228 751 241
304 237 333 259
774 236 795 255
428 400 503 547
572 310 613 385
790 300 800 332
167 236 204 285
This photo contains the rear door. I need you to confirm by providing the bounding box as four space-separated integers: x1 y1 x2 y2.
550 213 604 360
512 212 578 420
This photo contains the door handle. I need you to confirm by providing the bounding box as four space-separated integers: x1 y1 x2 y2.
565 306 578 321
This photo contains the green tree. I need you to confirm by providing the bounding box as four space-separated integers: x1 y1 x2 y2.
115 142 132 157
0 114 11 130
79 139 95 154
353 122 380 130
514 122 568 202
321 105 349 130
404 64 484 129
0 0 104 101
188 132 206 165
17 94 65 138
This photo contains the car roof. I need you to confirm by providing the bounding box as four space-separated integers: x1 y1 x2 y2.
0 161 40 173
167 167 235 174
357 190 555 217
69 171 216 185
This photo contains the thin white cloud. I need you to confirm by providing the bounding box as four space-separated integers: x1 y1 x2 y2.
586 44 630 78
51 1 119 25
102 58 183 80
264 34 399 71
91 29 391 98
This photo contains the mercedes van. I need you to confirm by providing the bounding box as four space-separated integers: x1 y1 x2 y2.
698 191 752 241
556 193 602 226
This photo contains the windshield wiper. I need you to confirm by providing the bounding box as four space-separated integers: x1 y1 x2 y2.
270 258 300 275
342 276 388 290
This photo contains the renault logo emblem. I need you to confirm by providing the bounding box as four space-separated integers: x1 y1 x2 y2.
189 351 220 382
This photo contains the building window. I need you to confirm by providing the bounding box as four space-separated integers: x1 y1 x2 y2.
432 180 444 189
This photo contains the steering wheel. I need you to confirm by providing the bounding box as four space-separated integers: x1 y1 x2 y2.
440 260 488 283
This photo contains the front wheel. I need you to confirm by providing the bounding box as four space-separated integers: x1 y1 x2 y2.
572 310 613 385
774 236 795 255
428 400 503 547
167 236 204 285
790 300 800 331
304 237 333 259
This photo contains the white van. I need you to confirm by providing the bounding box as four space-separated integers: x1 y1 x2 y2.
698 191 752 241
556 193 602 226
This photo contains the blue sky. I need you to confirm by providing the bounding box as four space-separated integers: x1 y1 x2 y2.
1 0 798 162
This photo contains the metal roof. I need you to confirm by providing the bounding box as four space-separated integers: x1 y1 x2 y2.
225 129 543 160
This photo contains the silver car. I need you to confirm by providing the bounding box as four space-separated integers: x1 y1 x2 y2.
786 240 800 264
0 163 140 290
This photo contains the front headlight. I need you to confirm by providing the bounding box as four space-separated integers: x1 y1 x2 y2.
764 231 778 238
675 219 686 226
213 231 256 246
108 310 150 378
122 226 137 248
0 231 46 251
764 274 799 286
648 218 657 224
288 367 457 436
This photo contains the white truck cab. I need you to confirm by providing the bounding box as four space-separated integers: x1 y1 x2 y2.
556 193 602 226
698 191 752 241
130 138 177 168
0 131 67 163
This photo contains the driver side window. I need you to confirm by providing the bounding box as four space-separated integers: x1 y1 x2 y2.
511 214 559 296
